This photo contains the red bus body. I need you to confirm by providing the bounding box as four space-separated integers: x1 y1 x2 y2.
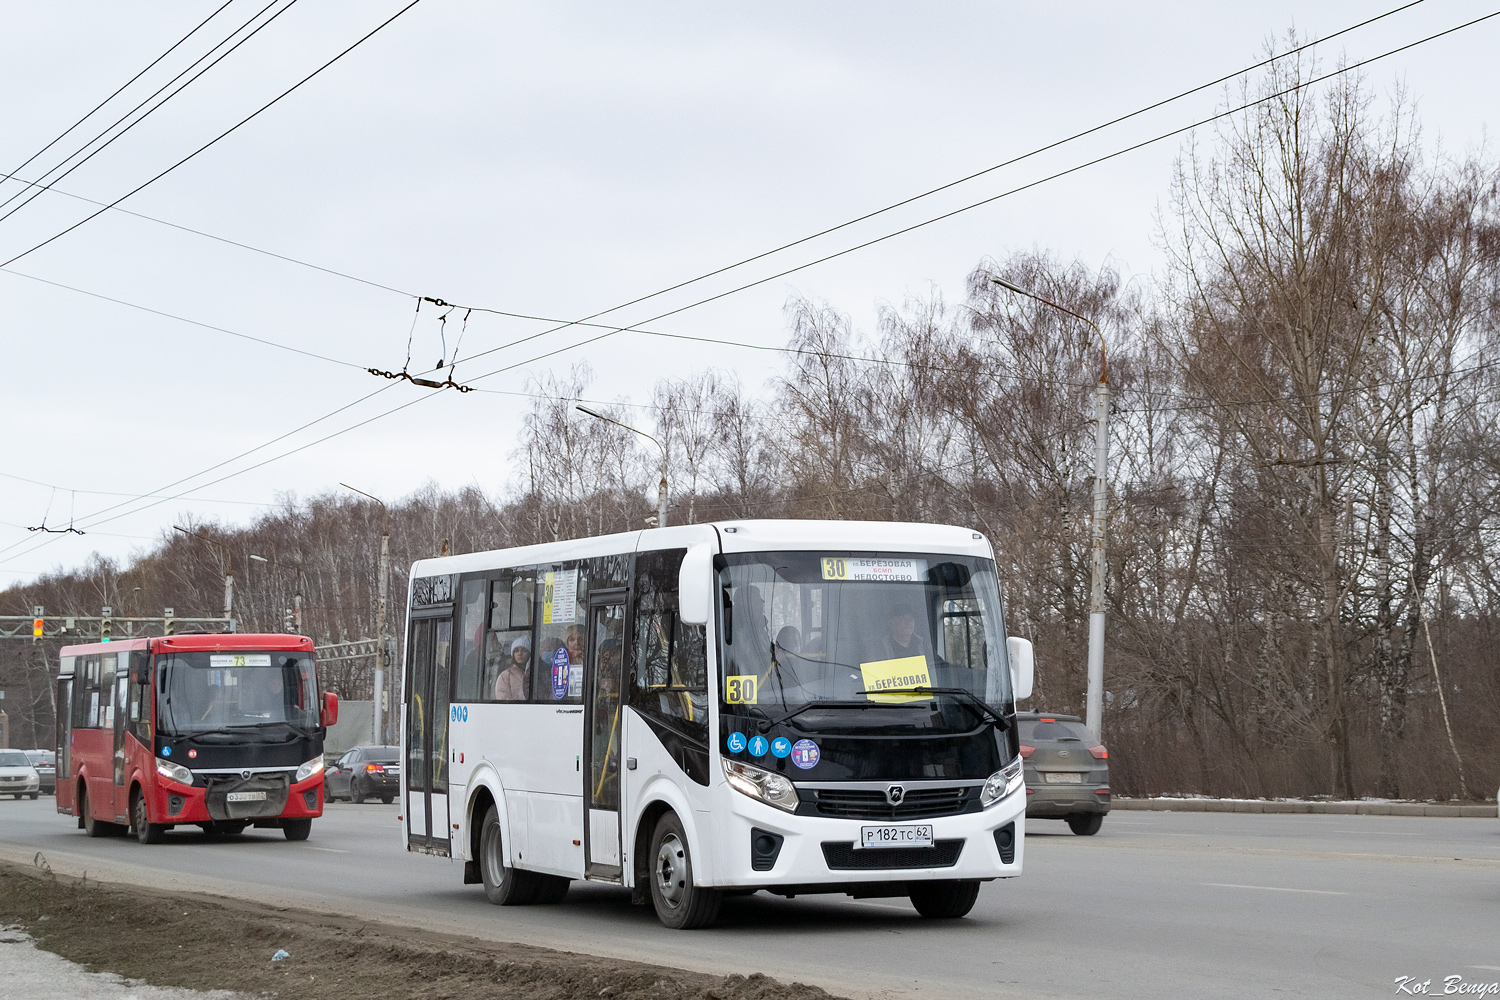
55 634 333 839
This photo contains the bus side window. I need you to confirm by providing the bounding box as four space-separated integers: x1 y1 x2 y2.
455 578 486 702
484 573 536 702
630 549 708 751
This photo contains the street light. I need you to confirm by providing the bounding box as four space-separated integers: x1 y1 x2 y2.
575 405 669 528
990 276 1110 740
249 553 303 633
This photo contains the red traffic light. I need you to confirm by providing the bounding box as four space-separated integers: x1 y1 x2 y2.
32 618 43 637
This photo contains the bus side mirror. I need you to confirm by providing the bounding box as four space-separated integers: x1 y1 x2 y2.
1006 637 1034 703
677 543 713 625
321 692 339 728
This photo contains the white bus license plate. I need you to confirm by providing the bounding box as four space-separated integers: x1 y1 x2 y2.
859 824 934 849
1044 772 1082 784
226 791 267 802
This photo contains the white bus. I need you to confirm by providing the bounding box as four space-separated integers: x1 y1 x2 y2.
399 519 1034 928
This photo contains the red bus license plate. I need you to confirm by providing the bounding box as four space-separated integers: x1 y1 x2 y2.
226 791 267 802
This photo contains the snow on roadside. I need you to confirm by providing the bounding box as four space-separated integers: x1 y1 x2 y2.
0 927 245 1000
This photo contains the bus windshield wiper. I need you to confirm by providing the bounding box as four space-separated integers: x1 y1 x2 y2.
903 687 1010 731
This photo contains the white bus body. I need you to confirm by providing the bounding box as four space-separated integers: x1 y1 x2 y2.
399 520 1033 928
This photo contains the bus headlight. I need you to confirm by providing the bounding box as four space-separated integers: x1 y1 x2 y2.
722 759 799 813
981 759 1024 808
295 756 325 783
156 758 193 786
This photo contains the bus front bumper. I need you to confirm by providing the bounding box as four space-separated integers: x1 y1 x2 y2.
708 784 1026 890
152 773 324 825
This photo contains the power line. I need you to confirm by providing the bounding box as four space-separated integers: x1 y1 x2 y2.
0 0 302 225
0 0 426 269
0 1 236 202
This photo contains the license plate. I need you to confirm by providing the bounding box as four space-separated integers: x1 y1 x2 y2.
1044 772 1082 784
226 791 267 802
859 824 934 849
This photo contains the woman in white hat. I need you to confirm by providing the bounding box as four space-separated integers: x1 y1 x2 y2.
493 634 531 701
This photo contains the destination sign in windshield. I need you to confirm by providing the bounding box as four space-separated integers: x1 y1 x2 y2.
820 557 928 582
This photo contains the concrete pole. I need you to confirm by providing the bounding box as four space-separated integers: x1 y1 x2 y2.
375 531 389 745
657 474 669 528
1085 378 1109 740
223 573 234 630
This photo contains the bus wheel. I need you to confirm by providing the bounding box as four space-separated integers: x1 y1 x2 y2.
132 789 166 845
283 819 313 841
81 789 110 838
908 880 981 919
479 805 536 905
649 812 720 929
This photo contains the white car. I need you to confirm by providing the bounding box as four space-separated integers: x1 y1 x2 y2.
0 749 41 799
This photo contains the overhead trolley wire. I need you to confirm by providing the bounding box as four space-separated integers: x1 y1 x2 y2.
0 0 427 270
1 4 1489 571
0 0 303 225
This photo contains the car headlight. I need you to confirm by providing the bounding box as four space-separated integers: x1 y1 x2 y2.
156 758 194 785
722 758 799 813
981 758 1024 808
295 756 325 783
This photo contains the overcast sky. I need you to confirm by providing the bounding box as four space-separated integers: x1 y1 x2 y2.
2 0 1497 589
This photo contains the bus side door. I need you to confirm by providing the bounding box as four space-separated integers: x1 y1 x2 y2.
112 665 130 819
55 675 73 814
405 614 453 855
583 595 627 879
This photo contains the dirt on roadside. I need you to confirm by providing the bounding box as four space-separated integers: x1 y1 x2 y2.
0 861 846 1000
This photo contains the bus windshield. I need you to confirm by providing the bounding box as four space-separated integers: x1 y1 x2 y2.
156 651 319 737
717 551 1011 733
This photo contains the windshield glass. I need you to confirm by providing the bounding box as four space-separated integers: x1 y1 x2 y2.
156 651 319 735
0 750 30 767
718 551 1011 733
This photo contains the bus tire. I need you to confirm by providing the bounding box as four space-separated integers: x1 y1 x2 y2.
283 819 313 841
479 805 536 905
131 789 166 845
81 788 111 838
648 812 720 929
908 880 981 919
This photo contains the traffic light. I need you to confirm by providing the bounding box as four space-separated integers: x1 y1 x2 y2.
101 617 112 642
32 617 43 639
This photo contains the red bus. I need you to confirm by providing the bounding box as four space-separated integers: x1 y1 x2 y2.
55 633 338 843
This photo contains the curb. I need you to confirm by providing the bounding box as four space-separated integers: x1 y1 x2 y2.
1112 798 1495 817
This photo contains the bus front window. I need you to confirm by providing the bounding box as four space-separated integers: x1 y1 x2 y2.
718 552 1012 734
157 652 319 736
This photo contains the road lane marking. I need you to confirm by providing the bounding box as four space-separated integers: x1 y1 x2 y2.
298 846 348 853
1470 966 1500 972
1204 882 1346 895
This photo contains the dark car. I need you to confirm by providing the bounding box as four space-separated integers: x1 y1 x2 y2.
24 750 55 794
1017 712 1110 835
325 745 401 804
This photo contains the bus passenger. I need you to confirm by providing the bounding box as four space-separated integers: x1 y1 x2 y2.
493 635 531 701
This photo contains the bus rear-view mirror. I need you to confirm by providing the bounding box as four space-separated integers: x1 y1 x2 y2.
678 543 713 625
321 691 339 728
1006 637 1034 703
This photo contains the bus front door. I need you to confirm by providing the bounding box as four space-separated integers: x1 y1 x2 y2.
583 597 627 880
55 676 73 814
405 616 453 855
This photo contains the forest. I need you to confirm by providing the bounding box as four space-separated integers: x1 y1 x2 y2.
4 61 1497 801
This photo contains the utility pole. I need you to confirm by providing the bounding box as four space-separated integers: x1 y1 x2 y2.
991 276 1109 738
343 483 391 745
575 405 669 527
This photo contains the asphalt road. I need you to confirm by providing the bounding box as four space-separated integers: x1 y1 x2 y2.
1 795 1496 999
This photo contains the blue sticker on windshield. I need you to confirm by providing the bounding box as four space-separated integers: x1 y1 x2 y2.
727 732 747 754
748 735 769 757
551 647 570 700
771 736 791 758
161 746 172 757
791 739 820 769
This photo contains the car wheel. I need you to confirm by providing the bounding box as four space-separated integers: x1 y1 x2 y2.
908 880 981 918
350 780 366 805
1067 813 1103 836
132 789 166 844
649 812 720 929
380 795 394 804
30 792 40 800
479 805 537 905
283 819 313 841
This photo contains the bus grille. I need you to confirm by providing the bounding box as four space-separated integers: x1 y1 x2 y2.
820 839 965 870
204 773 290 820
807 786 973 821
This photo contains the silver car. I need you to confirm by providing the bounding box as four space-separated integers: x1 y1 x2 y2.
1017 712 1110 835
0 749 41 800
